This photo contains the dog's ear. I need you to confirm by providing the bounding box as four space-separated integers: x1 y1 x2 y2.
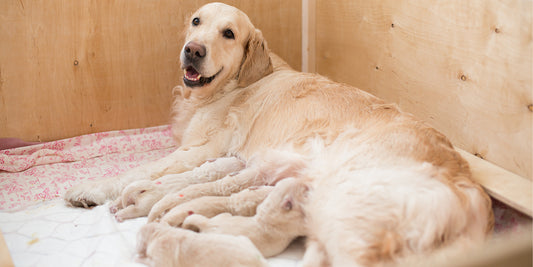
237 29 273 87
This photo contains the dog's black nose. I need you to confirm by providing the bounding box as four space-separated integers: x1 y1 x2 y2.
184 41 206 61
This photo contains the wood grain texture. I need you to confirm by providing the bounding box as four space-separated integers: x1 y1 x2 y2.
302 0 316 73
315 0 532 179
0 0 301 142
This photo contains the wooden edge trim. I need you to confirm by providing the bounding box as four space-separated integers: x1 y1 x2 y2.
457 148 532 217
429 224 532 267
0 231 14 267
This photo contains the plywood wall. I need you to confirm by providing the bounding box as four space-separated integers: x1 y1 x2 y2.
0 0 301 142
314 0 532 179
2 0 530 180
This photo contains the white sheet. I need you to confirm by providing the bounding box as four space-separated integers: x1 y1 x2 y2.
0 199 304 267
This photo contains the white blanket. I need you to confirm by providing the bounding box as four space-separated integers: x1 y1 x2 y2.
0 199 304 267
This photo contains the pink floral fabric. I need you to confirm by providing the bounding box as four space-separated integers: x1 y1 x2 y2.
0 125 177 210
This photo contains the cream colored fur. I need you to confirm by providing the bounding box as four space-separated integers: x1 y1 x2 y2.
152 185 274 228
149 150 306 225
137 222 267 267
64 2 494 265
182 178 309 257
110 157 244 221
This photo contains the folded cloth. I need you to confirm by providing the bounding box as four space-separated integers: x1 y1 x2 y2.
0 138 40 151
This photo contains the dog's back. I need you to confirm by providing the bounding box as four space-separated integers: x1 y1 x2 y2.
222 58 492 265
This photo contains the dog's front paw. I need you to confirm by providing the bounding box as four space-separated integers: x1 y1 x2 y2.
64 179 120 208
64 184 106 208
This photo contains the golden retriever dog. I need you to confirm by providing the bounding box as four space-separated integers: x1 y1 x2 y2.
65 2 494 266
182 177 309 257
137 222 268 267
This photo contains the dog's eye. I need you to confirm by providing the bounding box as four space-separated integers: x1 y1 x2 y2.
223 29 235 39
192 17 200 26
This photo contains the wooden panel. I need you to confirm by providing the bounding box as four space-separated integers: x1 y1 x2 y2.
315 0 532 179
429 224 532 267
0 231 14 267
0 0 301 142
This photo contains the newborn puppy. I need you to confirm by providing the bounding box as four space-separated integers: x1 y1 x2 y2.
182 178 309 257
111 157 244 221
154 185 275 227
137 223 268 267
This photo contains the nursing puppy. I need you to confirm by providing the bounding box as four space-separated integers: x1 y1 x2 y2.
137 222 268 267
65 2 494 265
110 157 245 222
151 150 306 226
182 178 309 257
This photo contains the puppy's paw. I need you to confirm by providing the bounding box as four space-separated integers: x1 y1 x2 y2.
109 197 123 214
115 214 124 223
109 204 119 214
147 194 188 222
161 206 199 227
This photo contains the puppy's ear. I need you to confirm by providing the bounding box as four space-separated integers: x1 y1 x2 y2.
281 196 293 211
237 29 273 87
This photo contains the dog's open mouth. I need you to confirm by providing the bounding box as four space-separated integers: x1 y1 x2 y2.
183 66 221 87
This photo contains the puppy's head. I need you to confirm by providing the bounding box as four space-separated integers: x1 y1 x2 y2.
277 178 310 214
180 3 272 96
136 223 163 256
258 178 310 222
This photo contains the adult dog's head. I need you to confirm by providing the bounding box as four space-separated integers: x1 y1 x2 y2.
180 3 272 97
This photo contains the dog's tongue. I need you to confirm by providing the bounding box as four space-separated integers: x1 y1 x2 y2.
185 67 201 81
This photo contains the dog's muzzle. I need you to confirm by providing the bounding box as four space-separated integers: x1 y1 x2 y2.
183 66 221 87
